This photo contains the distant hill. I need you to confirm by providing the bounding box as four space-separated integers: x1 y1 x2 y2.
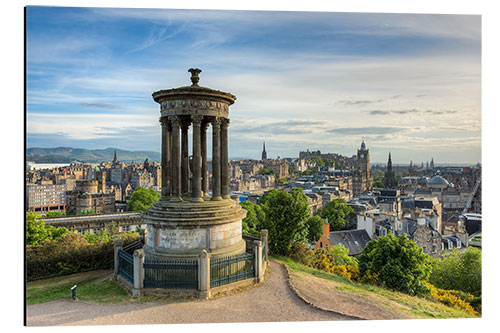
26 147 160 163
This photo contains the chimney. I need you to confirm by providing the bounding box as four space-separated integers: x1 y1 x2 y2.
323 218 330 237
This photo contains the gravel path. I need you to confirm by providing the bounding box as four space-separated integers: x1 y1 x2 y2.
27 261 353 326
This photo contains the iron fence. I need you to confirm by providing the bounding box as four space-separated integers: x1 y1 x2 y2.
210 252 255 288
118 249 134 284
143 256 198 289
122 239 142 254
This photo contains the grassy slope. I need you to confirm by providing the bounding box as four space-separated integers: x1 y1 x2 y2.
272 255 477 319
26 270 186 305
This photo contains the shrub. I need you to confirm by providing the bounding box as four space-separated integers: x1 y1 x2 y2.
426 282 478 315
331 265 351 280
429 247 481 297
288 242 314 267
358 232 432 295
26 231 140 281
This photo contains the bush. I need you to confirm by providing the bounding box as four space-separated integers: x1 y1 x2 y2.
26 211 69 246
429 247 481 297
241 201 265 236
288 242 314 267
426 282 478 315
26 231 140 281
358 232 432 295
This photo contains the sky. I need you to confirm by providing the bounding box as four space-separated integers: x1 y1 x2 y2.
26 6 482 164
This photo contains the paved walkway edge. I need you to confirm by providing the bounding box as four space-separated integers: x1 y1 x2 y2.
274 260 365 321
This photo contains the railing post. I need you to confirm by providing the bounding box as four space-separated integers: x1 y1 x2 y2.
260 229 268 261
198 249 211 299
133 249 145 296
253 240 263 283
113 238 123 278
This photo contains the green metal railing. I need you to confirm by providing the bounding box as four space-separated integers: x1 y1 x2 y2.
210 252 255 288
118 249 134 284
122 239 142 254
143 256 198 289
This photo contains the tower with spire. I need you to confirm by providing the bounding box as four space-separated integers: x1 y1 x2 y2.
430 157 434 169
113 149 118 164
384 152 397 189
261 142 267 160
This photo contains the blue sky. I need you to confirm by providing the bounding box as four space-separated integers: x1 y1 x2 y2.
26 6 481 164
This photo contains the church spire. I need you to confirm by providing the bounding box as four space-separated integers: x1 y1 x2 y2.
113 149 118 164
261 141 267 160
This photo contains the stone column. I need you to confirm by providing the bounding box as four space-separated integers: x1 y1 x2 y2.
160 117 169 198
113 238 123 277
133 249 145 296
201 121 209 197
253 240 263 282
169 116 182 201
211 117 222 201
181 120 190 196
221 118 230 199
198 249 211 299
191 115 203 202
260 229 268 262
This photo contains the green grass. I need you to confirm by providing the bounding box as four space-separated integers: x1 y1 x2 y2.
26 270 192 305
271 255 478 319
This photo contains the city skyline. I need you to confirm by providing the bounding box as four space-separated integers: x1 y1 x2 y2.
26 7 481 164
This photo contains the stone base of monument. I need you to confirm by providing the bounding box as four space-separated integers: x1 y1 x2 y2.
142 198 248 259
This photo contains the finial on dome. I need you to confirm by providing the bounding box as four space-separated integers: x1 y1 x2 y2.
188 68 202 86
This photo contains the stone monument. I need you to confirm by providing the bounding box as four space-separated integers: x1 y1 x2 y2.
142 69 247 259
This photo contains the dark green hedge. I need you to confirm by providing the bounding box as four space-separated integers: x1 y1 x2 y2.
27 232 140 281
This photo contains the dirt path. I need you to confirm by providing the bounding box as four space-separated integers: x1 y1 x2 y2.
27 261 352 326
287 268 413 320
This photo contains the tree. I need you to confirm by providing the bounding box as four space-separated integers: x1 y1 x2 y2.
127 187 161 212
26 211 68 246
319 198 354 231
259 189 310 255
78 209 95 215
305 215 323 242
260 168 273 175
358 232 432 295
429 247 481 297
241 201 265 235
45 211 64 217
312 156 325 167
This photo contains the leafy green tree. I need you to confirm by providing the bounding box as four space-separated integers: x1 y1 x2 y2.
429 247 481 297
78 209 95 215
241 201 265 235
327 244 358 266
259 189 310 255
84 230 110 244
312 156 325 167
305 215 324 242
45 211 64 217
127 187 161 212
260 168 273 175
26 211 68 246
358 232 432 295
319 198 354 231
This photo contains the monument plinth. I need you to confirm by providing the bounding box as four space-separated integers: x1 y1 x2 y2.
143 69 247 259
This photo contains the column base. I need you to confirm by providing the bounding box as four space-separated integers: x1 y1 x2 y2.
222 194 231 199
191 197 204 202
211 196 223 201
170 196 183 202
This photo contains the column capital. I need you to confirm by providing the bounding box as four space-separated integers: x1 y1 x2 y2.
168 115 181 127
221 118 230 130
212 117 221 129
192 115 203 126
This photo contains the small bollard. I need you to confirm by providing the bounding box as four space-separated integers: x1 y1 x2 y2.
71 285 77 300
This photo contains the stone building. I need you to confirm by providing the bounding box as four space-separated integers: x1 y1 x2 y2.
352 141 372 196
66 180 116 214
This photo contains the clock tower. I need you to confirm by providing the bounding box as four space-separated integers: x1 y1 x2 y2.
353 140 372 195
357 140 370 174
